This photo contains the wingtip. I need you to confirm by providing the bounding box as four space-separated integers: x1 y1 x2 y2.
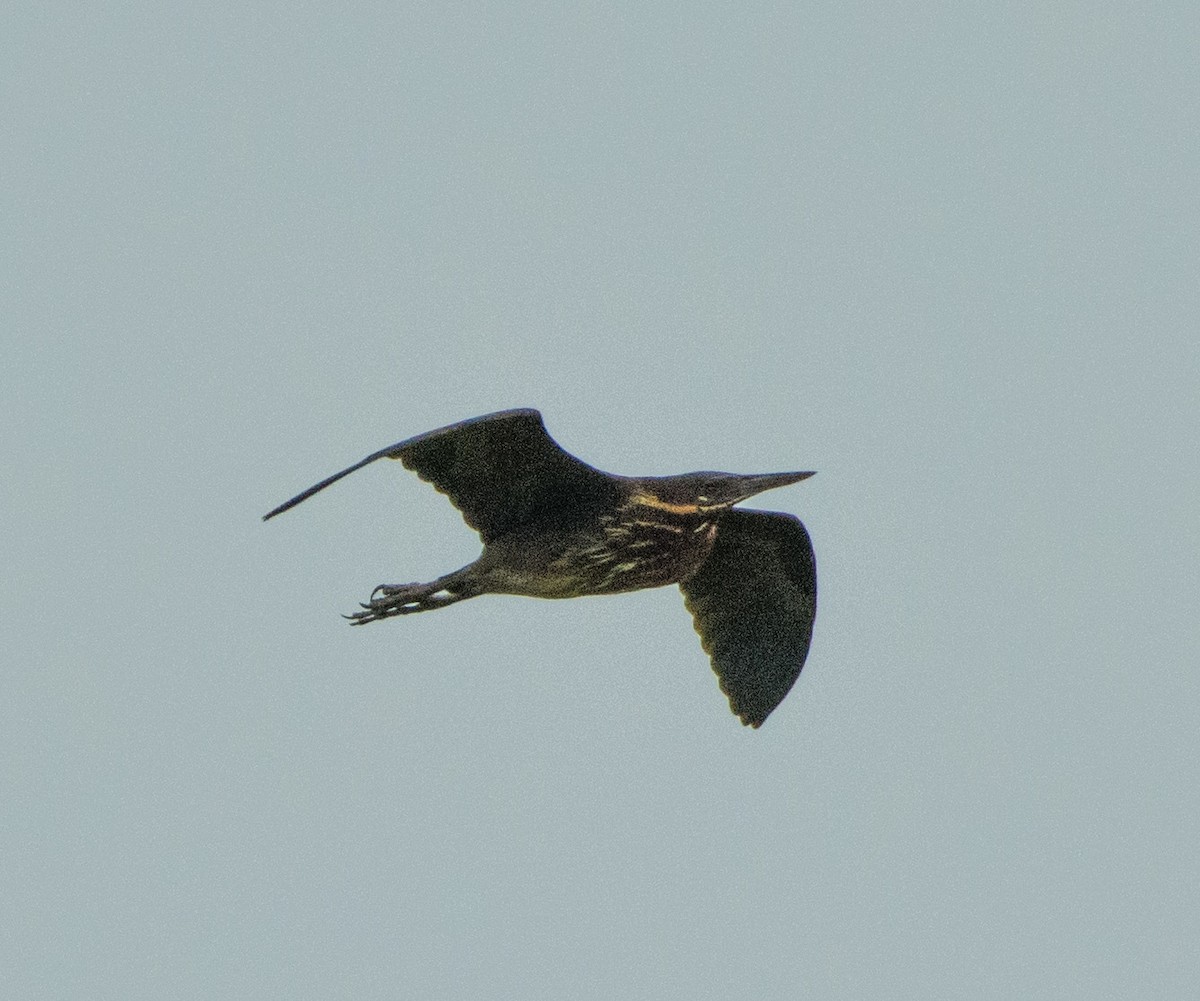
261 502 290 522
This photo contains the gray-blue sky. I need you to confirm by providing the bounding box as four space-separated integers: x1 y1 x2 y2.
4 3 1197 998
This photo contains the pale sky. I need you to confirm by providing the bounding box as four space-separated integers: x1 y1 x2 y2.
5 3 1198 998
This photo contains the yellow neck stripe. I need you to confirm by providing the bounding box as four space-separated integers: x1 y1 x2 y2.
630 492 702 515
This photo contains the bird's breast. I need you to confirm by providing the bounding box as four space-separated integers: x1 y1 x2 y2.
477 515 719 599
559 513 719 596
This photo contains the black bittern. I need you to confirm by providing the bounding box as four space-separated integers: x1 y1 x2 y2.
263 409 817 727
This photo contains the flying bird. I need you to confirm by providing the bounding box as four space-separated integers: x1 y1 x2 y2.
263 409 817 727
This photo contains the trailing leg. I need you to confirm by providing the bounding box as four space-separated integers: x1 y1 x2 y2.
345 570 477 625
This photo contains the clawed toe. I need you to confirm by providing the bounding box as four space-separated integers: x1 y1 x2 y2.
371 582 420 599
347 584 428 624
343 575 468 625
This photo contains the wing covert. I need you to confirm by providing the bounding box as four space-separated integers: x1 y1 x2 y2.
263 409 619 542
679 509 817 728
391 409 620 541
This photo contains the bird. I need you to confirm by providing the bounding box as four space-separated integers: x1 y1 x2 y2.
263 409 817 728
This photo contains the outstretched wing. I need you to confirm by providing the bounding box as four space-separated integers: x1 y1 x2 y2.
679 509 817 728
263 409 620 543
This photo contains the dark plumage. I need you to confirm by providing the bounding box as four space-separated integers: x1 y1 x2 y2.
264 409 817 727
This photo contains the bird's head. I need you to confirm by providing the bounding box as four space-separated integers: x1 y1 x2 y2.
632 470 815 514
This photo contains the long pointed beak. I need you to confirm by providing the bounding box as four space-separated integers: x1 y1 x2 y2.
730 470 815 502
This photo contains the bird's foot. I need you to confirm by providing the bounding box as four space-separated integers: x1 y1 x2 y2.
345 582 456 624
371 582 425 600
